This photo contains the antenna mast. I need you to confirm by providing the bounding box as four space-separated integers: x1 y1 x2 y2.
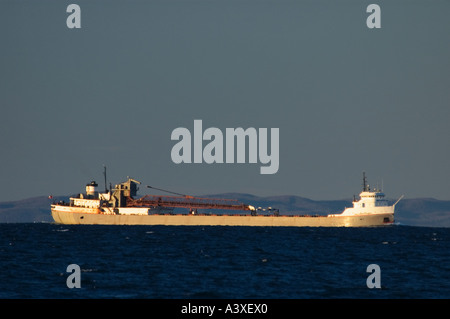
362 172 368 191
103 165 108 193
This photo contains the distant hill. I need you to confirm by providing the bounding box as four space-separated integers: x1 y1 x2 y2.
0 195 70 223
0 194 449 227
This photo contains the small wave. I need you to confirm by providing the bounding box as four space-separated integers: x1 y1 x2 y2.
81 268 97 272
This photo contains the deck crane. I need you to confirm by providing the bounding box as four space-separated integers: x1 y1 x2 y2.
114 178 256 212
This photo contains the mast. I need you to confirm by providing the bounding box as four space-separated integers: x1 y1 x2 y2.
103 165 108 193
362 171 369 192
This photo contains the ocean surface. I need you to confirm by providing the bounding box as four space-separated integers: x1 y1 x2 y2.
0 223 449 299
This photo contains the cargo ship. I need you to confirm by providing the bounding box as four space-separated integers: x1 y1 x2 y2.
51 173 402 227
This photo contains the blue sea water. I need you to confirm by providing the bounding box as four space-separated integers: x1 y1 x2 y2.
0 223 448 299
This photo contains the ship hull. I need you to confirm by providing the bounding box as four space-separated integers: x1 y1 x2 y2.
51 206 394 227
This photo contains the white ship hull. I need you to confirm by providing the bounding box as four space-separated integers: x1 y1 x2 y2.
51 205 394 227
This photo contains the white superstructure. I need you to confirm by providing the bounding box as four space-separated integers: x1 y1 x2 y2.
329 173 403 218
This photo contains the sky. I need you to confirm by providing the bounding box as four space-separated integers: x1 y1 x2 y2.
1 0 449 202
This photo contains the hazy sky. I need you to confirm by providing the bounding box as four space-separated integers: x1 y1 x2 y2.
1 0 449 202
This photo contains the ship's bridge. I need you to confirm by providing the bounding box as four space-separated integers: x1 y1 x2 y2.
354 190 389 208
